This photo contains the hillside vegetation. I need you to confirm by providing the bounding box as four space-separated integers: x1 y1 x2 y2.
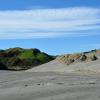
0 48 99 71
0 48 55 70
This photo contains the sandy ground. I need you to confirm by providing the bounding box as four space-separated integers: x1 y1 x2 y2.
0 59 100 100
27 59 100 74
0 71 100 100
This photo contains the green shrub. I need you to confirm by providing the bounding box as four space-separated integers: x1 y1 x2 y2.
21 58 40 67
36 53 52 63
7 57 21 66
6 48 23 57
32 48 40 56
90 54 97 61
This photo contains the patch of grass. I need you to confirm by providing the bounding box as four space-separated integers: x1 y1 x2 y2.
36 53 52 63
19 49 34 59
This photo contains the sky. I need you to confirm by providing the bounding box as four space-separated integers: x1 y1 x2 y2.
0 0 100 55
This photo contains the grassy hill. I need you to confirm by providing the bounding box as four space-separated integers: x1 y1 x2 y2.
0 48 55 70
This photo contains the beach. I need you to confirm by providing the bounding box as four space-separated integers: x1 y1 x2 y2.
0 70 100 100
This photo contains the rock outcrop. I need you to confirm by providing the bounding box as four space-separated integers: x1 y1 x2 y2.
57 50 99 65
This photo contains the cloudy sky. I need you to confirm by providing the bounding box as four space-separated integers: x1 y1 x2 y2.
0 0 100 55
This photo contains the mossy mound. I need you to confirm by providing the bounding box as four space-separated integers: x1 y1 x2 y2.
0 48 55 70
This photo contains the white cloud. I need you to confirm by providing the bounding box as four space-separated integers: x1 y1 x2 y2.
0 7 100 39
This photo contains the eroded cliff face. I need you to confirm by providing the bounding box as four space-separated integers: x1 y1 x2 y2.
57 50 100 65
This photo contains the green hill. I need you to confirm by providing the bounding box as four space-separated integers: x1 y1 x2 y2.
0 48 55 70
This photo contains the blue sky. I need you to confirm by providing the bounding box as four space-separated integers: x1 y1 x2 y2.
0 0 100 55
0 0 100 10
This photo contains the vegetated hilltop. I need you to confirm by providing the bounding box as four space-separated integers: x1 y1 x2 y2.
0 47 55 70
57 49 100 65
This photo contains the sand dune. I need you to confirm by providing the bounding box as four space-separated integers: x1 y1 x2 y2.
27 58 100 74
